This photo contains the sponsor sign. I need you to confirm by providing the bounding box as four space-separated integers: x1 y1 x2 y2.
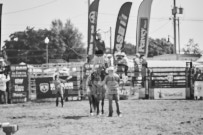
39 83 49 93
194 81 203 97
36 76 79 99
138 18 148 54
10 65 28 101
87 0 100 59
113 2 132 54
64 82 74 90
154 88 186 99
166 73 173 82
136 0 153 56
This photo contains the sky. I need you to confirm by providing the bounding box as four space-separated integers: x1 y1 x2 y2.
1 0 203 52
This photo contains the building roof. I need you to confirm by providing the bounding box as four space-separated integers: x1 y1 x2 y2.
147 54 201 61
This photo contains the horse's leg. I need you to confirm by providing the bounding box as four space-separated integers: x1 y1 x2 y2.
56 92 59 107
92 95 96 111
61 94 64 107
101 86 106 114
88 95 93 114
101 96 104 114
97 95 100 115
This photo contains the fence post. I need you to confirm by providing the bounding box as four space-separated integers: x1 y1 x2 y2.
190 67 194 99
148 69 152 99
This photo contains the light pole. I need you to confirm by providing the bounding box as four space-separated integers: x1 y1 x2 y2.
172 0 177 54
172 0 183 55
44 37 49 64
110 27 112 54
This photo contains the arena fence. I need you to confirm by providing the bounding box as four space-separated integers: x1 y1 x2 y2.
147 62 193 99
28 63 83 101
6 61 196 103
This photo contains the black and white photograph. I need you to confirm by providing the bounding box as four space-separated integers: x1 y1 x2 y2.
0 0 203 135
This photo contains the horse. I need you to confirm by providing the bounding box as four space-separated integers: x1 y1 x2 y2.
86 66 107 116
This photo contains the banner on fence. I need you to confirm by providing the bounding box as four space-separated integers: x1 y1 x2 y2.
10 65 28 102
194 81 203 98
36 76 79 99
154 88 186 99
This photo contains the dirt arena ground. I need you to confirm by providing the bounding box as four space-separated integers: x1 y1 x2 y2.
0 97 203 135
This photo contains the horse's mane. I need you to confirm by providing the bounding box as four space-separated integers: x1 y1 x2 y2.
90 66 107 82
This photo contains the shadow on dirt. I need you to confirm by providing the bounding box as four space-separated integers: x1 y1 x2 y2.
63 115 88 120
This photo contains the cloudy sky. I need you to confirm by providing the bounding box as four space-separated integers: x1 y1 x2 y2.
1 0 203 52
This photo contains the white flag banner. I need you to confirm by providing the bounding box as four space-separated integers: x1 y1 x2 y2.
136 0 153 56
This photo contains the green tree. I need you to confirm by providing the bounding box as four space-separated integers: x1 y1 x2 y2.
123 42 136 55
3 19 86 64
50 19 86 62
121 37 173 57
182 39 202 54
148 37 173 57
4 27 48 64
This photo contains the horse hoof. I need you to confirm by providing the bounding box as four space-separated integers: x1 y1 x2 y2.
90 113 94 116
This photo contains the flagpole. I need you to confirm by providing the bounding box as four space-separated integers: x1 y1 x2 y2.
0 4 2 51
87 0 90 62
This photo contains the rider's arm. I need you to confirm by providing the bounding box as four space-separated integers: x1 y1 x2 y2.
115 74 120 84
100 76 107 86
86 75 91 93
2 74 10 82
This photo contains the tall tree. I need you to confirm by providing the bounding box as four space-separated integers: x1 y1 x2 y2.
3 19 86 64
123 42 136 55
147 37 173 57
122 37 173 57
182 39 202 54
50 19 86 62
4 27 48 64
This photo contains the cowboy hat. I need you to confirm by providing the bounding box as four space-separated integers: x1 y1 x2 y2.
121 52 126 57
114 51 122 57
106 66 115 73
135 53 140 57
107 54 112 58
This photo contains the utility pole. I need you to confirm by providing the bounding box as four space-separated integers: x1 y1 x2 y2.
171 0 183 55
172 0 177 54
110 27 112 54
88 0 90 42
177 17 180 54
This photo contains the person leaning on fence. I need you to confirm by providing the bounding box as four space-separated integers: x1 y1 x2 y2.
101 66 122 117
132 53 141 87
53 74 65 107
194 69 203 81
0 73 10 104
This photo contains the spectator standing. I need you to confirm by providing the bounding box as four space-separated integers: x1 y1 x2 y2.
102 66 122 117
53 74 65 107
0 73 10 104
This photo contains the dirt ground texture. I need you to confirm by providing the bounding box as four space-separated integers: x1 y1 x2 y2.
0 97 203 135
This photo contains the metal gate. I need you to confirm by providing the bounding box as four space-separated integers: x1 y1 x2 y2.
148 62 193 99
